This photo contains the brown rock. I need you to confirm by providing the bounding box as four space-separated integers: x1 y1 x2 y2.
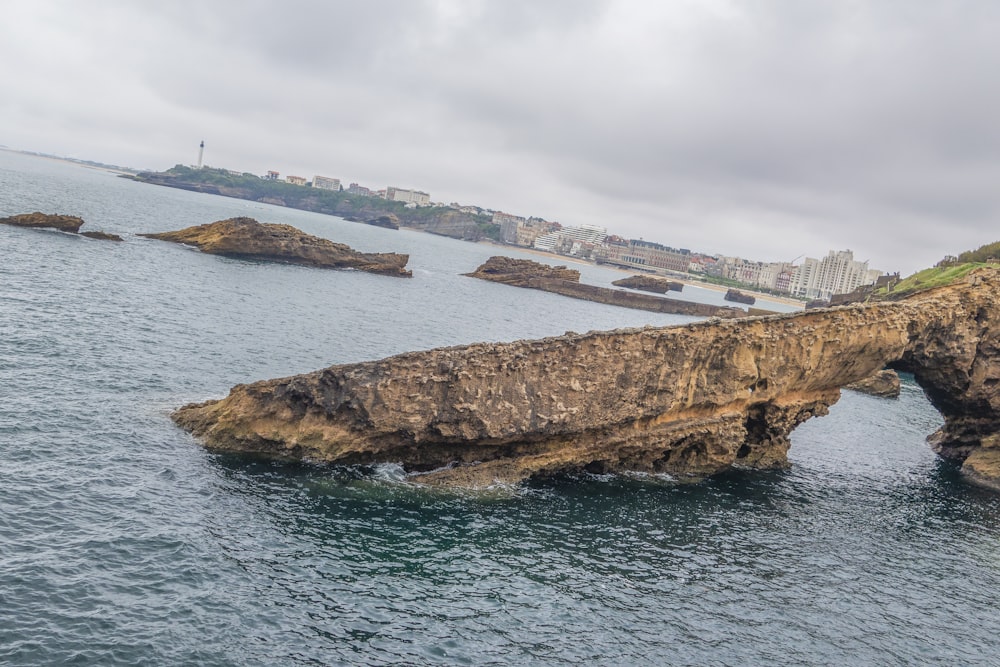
140 217 411 277
845 369 901 398
366 214 400 230
611 275 684 294
0 212 85 233
466 256 743 318
725 289 756 305
79 231 124 242
171 267 1000 491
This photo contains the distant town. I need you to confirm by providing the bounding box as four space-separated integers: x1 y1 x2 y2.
256 163 886 303
6 145 888 302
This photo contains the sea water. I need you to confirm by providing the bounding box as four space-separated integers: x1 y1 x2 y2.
1 150 998 665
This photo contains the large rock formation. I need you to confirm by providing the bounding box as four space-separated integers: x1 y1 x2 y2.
0 212 123 240
466 256 744 318
172 268 1000 491
140 217 411 277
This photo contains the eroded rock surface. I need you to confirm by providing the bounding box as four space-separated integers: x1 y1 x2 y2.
466 256 742 318
140 217 411 277
172 268 1000 490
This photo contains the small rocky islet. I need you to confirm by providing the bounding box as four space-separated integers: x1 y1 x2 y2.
611 274 684 293
140 217 412 277
1 212 412 276
0 211 123 241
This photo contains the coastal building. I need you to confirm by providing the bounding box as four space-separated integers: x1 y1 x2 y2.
494 212 527 244
286 175 307 186
313 175 341 191
719 258 797 291
687 255 718 274
789 249 881 299
347 183 372 196
534 224 607 254
596 239 690 274
557 224 607 245
386 186 430 205
265 170 280 180
516 220 556 248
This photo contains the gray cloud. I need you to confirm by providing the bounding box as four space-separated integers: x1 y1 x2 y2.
3 0 1000 273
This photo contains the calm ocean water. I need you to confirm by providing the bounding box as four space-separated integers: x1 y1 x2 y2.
2 150 999 666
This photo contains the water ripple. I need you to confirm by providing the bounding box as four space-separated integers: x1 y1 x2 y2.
3 152 1000 665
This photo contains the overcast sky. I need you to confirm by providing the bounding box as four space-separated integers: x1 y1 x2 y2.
3 1 999 274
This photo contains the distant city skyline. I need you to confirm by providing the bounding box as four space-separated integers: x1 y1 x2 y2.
5 2 1000 275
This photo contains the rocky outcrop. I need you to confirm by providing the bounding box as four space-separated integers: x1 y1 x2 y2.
845 369 901 398
366 215 400 230
140 217 411 277
725 289 756 305
0 212 84 232
0 212 122 240
172 268 1000 491
611 275 684 293
466 257 744 318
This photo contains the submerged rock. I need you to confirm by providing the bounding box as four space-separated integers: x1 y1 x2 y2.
140 217 411 277
845 369 901 398
172 268 1000 491
79 231 124 242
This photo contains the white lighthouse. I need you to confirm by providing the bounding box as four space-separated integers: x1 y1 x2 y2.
197 140 204 169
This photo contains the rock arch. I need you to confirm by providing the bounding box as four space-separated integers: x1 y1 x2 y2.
172 269 1000 490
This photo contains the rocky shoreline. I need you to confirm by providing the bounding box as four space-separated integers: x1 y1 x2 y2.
465 256 745 318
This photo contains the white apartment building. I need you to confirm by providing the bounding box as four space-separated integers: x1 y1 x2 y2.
533 225 607 253
534 225 608 254
790 249 880 299
313 175 341 191
386 186 430 205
